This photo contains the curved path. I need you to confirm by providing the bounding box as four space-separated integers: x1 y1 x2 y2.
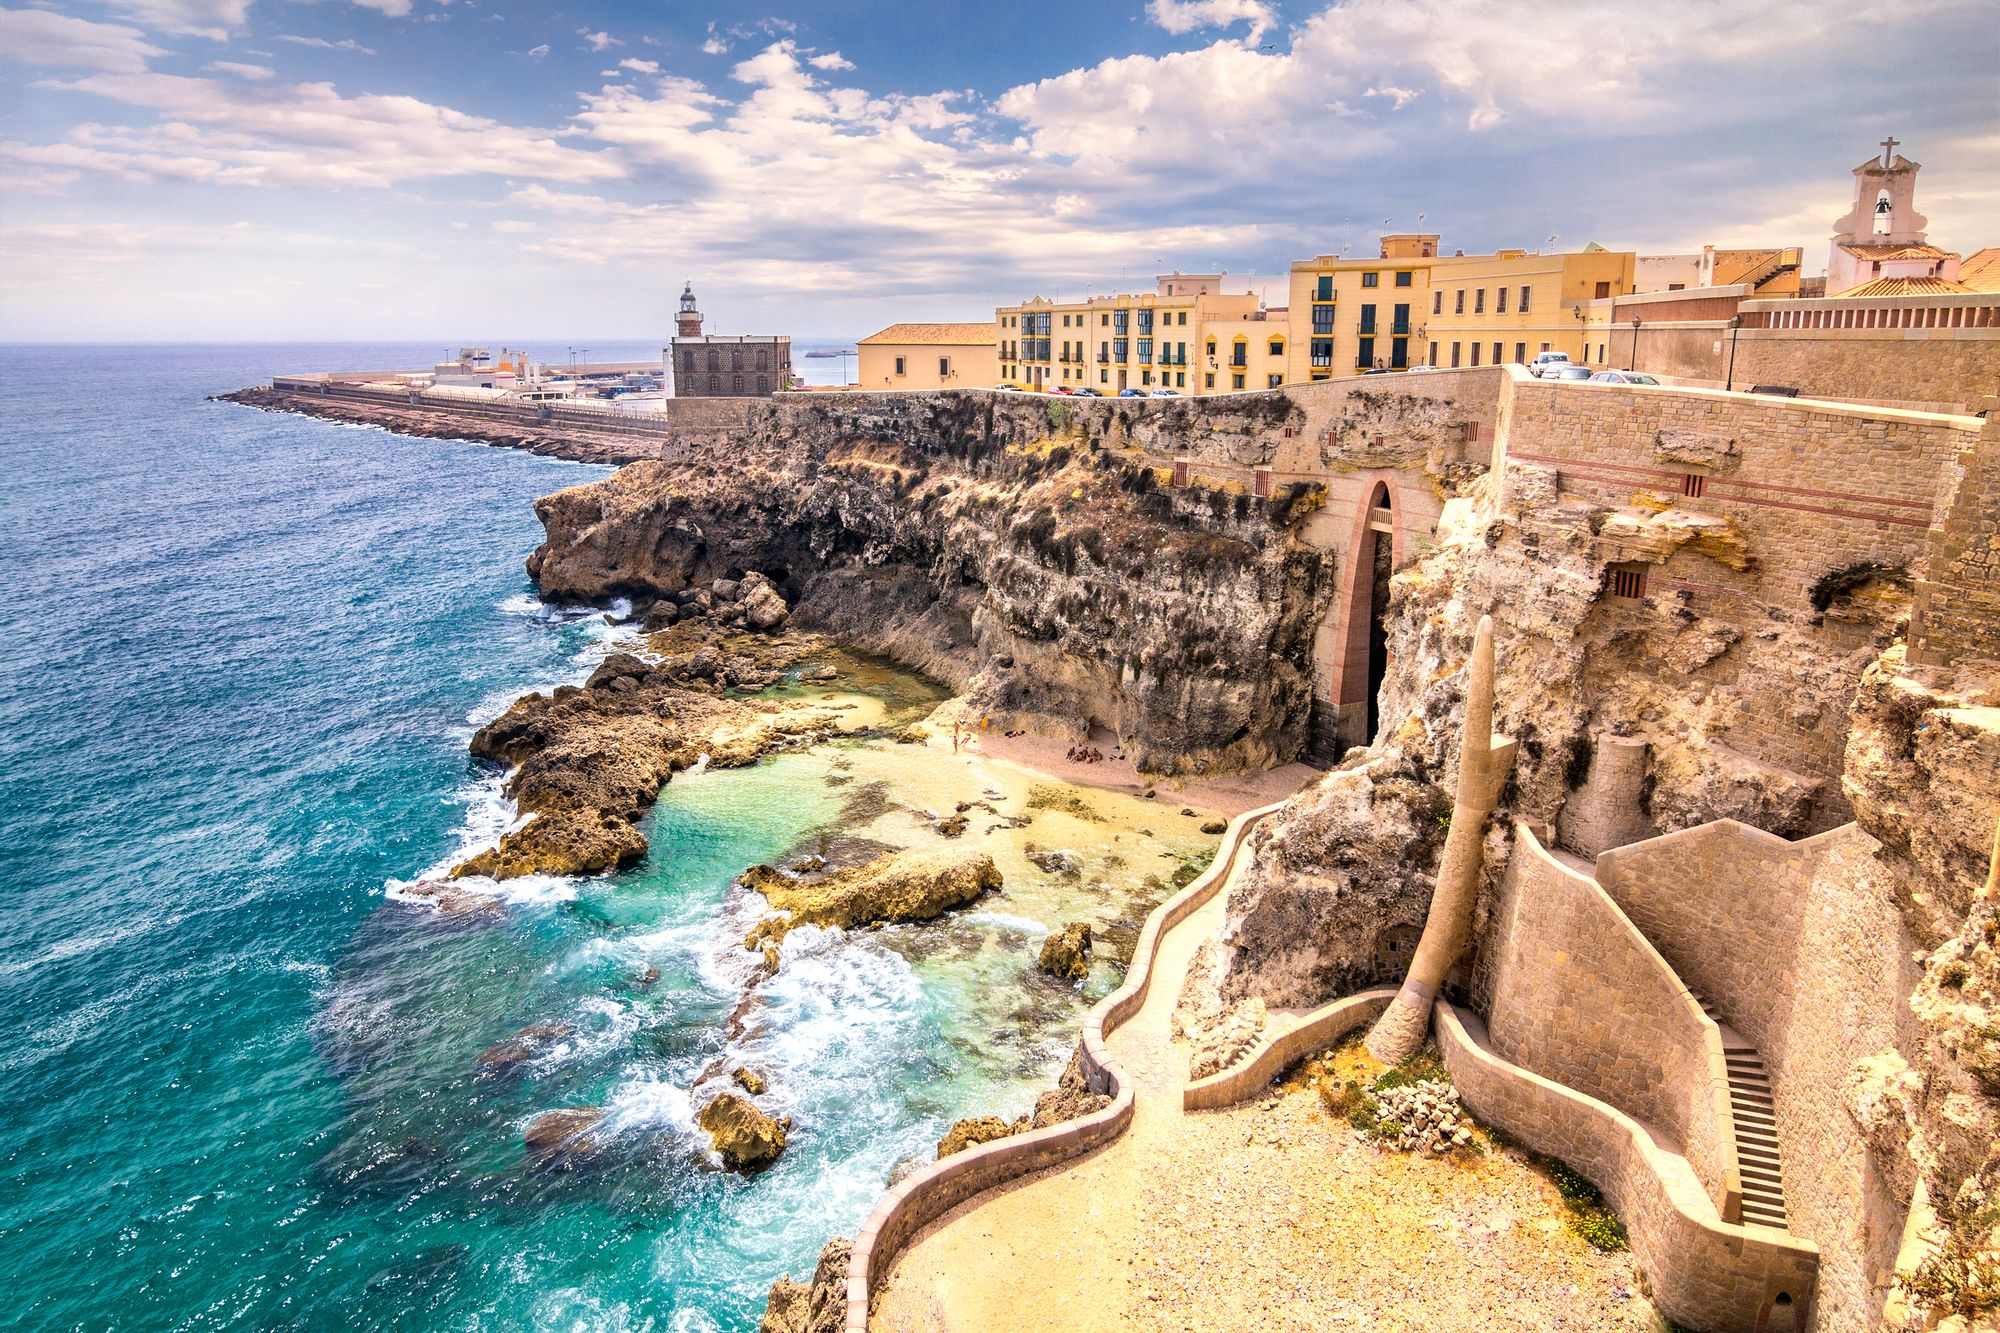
869 838 1656 1332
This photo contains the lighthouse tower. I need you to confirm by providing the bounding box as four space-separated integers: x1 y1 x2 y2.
677 282 704 339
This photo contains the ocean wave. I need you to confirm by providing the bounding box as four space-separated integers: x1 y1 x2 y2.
961 910 1050 937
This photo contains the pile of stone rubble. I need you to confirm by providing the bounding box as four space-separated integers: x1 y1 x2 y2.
1372 1081 1476 1154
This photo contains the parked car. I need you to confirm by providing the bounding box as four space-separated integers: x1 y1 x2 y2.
1149 388 1181 397
1587 370 1661 385
1117 388 1145 397
1362 366 1398 375
1047 385 1074 395
1073 387 1102 397
1547 365 1595 381
1407 365 1439 374
994 383 1023 392
1528 351 1573 378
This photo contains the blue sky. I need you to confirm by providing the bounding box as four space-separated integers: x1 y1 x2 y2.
2 0 1995 341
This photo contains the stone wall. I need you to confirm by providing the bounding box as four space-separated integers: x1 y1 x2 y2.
1909 422 2000 668
1182 988 1395 1111
1475 825 1740 1221
1595 821 1922 1332
1437 1003 1820 1333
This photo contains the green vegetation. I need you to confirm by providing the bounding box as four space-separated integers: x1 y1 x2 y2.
1310 1042 1468 1147
1542 1157 1630 1251
1904 1195 2000 1319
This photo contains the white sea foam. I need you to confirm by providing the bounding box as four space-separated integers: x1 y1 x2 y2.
962 910 1050 937
602 1071 699 1142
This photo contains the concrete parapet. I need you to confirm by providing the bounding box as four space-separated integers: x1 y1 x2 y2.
1436 1001 1818 1332
843 799 1286 1333
1183 988 1396 1111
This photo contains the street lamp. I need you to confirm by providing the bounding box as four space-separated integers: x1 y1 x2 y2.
1725 313 1744 392
1628 317 1642 373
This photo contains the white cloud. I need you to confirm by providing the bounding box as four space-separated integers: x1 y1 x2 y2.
577 28 620 52
1364 85 1418 110
205 60 275 79
807 51 854 71
0 9 163 73
352 0 414 15
618 57 660 73
523 43 548 58
1146 0 1276 44
97 0 253 41
274 34 376 54
701 21 728 54
491 218 538 233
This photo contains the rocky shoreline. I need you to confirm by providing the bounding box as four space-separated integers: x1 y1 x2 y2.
216 386 662 465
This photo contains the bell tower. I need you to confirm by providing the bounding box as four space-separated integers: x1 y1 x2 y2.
676 282 704 340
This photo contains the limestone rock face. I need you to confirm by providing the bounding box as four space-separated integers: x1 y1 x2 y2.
1027 1045 1112 1129
742 848 1000 944
758 1237 850 1333
1036 922 1093 980
524 395 1332 776
698 1092 788 1172
936 1116 1016 1159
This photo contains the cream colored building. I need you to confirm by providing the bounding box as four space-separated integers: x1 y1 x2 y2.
996 274 1278 395
1284 234 1438 382
857 323 999 390
1422 246 1636 369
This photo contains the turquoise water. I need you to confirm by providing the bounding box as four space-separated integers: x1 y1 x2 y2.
0 345 1163 1332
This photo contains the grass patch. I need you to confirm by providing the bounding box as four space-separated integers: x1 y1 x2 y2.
1539 1157 1630 1251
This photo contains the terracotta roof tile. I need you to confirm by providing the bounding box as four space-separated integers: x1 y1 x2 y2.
1833 275 1977 297
1836 243 1955 261
1956 247 2000 293
857 322 995 346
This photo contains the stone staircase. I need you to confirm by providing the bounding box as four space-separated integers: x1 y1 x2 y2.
1692 991 1790 1230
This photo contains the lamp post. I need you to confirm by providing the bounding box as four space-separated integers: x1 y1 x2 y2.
1572 303 1585 365
1628 317 1641 373
1725 313 1743 392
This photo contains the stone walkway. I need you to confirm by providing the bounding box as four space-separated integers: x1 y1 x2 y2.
870 851 1665 1332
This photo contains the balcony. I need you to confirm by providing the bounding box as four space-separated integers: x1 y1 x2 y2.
1390 322 1411 336
1358 323 1377 337
1311 356 1333 368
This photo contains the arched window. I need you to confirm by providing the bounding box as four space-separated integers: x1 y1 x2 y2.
707 349 720 371
1873 190 1893 235
756 349 769 371
731 350 744 371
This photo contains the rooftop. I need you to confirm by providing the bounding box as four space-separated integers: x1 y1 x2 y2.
858 322 996 346
1957 247 2000 293
1835 275 1977 298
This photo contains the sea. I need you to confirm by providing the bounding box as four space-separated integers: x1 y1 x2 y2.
0 343 1204 1331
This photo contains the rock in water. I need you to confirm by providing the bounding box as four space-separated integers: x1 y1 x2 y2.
1026 847 1083 876
522 1107 605 1163
476 1021 575 1074
759 1236 851 1333
741 848 1000 947
698 1092 788 1171
1037 922 1094 980
742 579 790 632
936 1115 1017 1159
732 1066 767 1095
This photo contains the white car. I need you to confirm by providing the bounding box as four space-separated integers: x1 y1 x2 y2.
1528 352 1572 379
1547 365 1595 382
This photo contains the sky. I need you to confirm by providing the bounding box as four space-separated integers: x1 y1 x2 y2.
1 0 1995 342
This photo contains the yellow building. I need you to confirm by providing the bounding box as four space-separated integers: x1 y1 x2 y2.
1422 246 1636 369
996 274 1279 395
1284 234 1438 382
856 323 998 390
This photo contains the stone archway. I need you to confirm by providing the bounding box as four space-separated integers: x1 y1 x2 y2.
1307 475 1403 762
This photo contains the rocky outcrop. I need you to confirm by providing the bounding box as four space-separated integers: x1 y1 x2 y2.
698 1091 789 1172
741 848 1000 946
929 1045 1111 1159
476 1021 574 1074
452 630 850 880
1036 922 1093 980
759 1237 850 1333
522 1107 605 1163
521 396 1332 776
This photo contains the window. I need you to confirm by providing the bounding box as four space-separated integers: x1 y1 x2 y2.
1681 473 1707 498
708 349 720 371
1230 339 1247 367
708 374 721 391
1594 281 1612 299
1395 270 1413 288
1176 371 1186 387
1432 291 1442 316
1520 286 1531 313
758 375 769 393
1514 342 1526 363
1311 303 1336 334
1358 303 1376 335
757 350 770 371
1268 338 1284 357
732 350 744 370
1492 342 1502 365
1100 370 1109 384
1668 282 1686 292
1142 370 1153 385
940 356 951 377
1357 335 1375 368
732 373 743 391
1315 276 1333 301
1608 566 1646 600
682 350 695 371
1598 343 1606 363
1470 342 1482 366
1361 271 1379 288
1205 372 1216 388
1454 289 1465 314
1392 303 1409 335
1310 337 1333 368
1099 341 1109 362
1450 342 1462 367
1474 288 1486 314
1390 338 1407 369
1178 311 1188 325
1428 341 1438 365
1497 287 1509 314
1268 374 1283 387
894 356 906 375
1205 339 1216 358
1232 372 1245 389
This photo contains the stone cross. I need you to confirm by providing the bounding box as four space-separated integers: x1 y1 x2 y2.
1880 136 1900 168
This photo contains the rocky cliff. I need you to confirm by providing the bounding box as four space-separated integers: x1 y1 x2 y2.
524 395 1331 776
